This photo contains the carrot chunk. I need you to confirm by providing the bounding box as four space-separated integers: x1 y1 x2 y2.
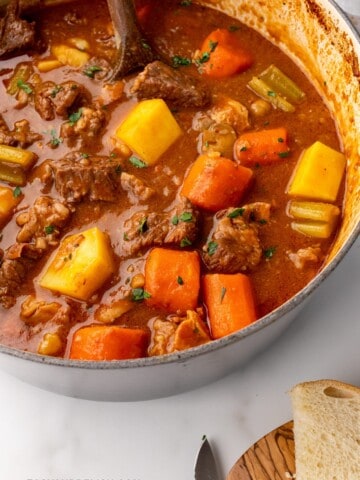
202 273 257 339
69 325 149 360
181 154 253 212
144 248 200 313
198 28 253 78
234 127 290 165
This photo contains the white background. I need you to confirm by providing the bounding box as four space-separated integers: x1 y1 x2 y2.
0 3 359 480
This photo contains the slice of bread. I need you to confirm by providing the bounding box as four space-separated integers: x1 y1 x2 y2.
290 379 360 480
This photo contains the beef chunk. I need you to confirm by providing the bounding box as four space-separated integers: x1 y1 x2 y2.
16 196 71 245
202 207 263 273
0 0 36 58
0 243 44 309
0 115 42 148
131 60 211 108
123 197 199 255
149 310 210 356
50 152 122 203
34 81 85 121
288 246 324 270
60 106 106 143
120 172 155 203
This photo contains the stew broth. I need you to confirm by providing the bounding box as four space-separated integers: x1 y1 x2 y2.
0 0 343 358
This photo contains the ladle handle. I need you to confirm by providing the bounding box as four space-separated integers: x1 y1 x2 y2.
106 0 155 79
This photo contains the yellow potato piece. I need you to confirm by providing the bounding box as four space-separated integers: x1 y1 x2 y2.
287 141 346 202
115 99 183 165
51 44 90 68
39 227 114 301
37 59 63 72
0 186 21 227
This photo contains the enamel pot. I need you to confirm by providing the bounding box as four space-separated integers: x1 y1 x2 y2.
0 0 359 401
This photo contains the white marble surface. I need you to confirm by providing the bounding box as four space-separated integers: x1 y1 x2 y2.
0 3 359 480
0 236 358 480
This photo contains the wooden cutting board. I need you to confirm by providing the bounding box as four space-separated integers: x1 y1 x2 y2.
227 421 295 480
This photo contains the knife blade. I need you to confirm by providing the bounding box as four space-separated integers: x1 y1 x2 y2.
194 436 220 480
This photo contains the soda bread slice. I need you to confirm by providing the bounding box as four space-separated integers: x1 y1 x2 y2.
290 379 360 480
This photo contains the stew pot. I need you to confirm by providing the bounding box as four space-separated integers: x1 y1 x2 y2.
0 0 359 401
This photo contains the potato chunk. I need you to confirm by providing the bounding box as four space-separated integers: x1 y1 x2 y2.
115 99 183 165
287 141 346 202
51 44 90 68
39 227 114 301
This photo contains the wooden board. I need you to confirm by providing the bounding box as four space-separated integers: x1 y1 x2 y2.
227 421 295 480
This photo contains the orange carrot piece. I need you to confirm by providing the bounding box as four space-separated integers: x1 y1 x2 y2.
69 325 149 361
145 248 200 313
198 28 253 78
181 154 253 212
234 127 290 165
202 273 257 339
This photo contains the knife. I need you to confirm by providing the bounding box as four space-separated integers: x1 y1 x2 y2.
194 436 220 480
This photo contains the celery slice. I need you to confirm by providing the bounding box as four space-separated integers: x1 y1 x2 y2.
291 220 336 239
259 64 306 103
288 200 340 223
0 163 26 186
0 144 36 169
248 77 295 112
6 63 32 96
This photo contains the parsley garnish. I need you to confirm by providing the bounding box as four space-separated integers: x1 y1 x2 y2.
177 276 184 285
278 151 290 158
278 137 284 143
172 55 192 68
80 153 89 158
209 40 218 52
220 286 227 303
227 208 245 218
129 156 147 168
17 79 33 95
195 51 211 66
68 109 82 126
180 212 193 222
138 217 148 234
267 91 276 97
131 288 151 302
180 237 192 248
207 241 218 256
83 65 103 78
141 40 151 50
264 246 276 259
180 0 192 5
49 129 62 147
44 225 55 235
228 25 240 32
13 186 22 198
50 85 62 98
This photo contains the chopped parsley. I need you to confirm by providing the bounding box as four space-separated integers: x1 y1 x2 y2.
180 0 192 5
220 286 227 303
131 288 151 302
80 152 89 158
207 241 218 256
172 55 192 68
227 208 244 218
278 151 290 158
228 25 240 32
83 65 103 78
123 232 129 241
44 225 55 235
68 109 82 126
141 39 151 50
50 85 63 98
180 237 192 248
195 51 211 66
172 212 193 225
16 79 33 95
129 156 147 168
259 219 267 225
264 246 276 259
278 137 284 143
138 217 148 234
13 186 22 198
177 276 184 285
209 40 218 52
267 91 276 97
49 129 62 147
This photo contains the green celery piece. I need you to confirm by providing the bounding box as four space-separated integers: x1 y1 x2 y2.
248 76 295 112
259 64 306 103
